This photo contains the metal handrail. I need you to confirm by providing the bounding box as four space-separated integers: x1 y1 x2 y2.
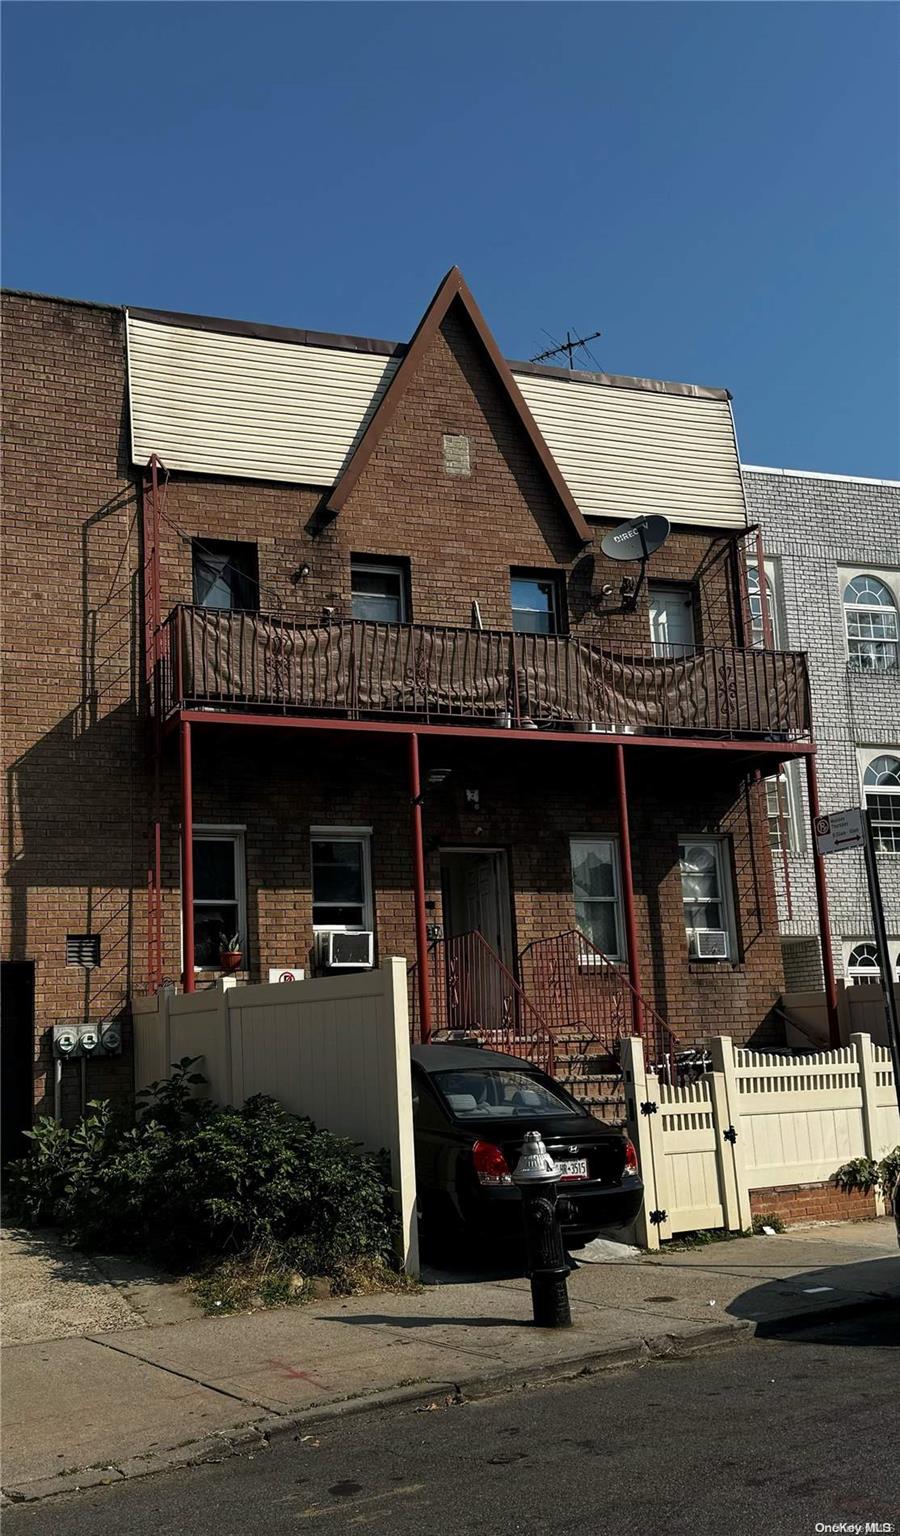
408 930 556 1076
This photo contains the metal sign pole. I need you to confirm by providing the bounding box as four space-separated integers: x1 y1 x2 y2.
862 808 900 1108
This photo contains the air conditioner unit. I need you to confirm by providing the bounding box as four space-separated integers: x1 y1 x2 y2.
316 930 374 970
690 928 729 960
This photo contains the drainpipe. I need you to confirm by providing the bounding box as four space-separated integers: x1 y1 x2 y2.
614 744 643 1035
408 732 432 1043
804 752 839 1046
180 719 196 992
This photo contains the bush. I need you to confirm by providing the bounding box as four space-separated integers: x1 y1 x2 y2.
751 1212 786 1235
5 1060 398 1277
832 1148 900 1205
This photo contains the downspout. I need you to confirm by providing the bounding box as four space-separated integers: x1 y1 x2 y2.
614 744 644 1035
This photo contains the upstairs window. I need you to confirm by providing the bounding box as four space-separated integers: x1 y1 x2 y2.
192 540 259 611
846 942 881 985
351 558 409 624
863 753 900 853
843 575 898 671
511 571 564 635
747 564 780 649
766 763 801 853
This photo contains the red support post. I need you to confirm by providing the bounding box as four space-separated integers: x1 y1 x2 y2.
804 752 839 1046
614 744 644 1035
754 528 774 650
180 719 196 993
408 732 432 1043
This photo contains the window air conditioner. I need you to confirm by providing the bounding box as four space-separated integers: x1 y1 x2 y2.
690 928 729 960
317 931 374 970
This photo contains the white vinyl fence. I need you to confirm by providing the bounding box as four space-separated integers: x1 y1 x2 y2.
623 1033 899 1249
132 960 418 1274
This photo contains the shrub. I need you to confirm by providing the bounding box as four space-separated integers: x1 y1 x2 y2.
832 1148 900 1205
751 1212 786 1235
5 1060 398 1278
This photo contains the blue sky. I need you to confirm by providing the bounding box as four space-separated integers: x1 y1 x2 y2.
3 2 898 477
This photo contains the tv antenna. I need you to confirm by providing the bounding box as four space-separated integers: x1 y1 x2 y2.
599 514 671 611
530 328 603 371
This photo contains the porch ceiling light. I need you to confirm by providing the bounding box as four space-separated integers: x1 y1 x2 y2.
427 767 452 785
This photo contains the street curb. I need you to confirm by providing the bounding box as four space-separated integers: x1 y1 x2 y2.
3 1295 896 1506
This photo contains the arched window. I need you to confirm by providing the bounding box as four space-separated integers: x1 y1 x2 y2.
863 753 900 853
747 564 778 649
846 942 881 985
843 575 899 671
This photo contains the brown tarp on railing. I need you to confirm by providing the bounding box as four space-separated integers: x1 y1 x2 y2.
177 608 810 737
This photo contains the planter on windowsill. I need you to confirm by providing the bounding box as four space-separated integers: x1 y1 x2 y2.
219 950 243 974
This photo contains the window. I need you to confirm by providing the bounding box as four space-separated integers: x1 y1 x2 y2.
678 837 736 958
863 753 900 853
431 1067 579 1120
192 828 246 969
747 564 780 649
311 828 373 930
648 583 695 658
510 571 563 636
843 575 898 672
766 763 801 854
570 838 624 959
846 942 882 985
350 558 408 624
192 540 259 611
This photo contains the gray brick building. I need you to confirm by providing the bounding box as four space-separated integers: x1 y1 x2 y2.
744 466 900 990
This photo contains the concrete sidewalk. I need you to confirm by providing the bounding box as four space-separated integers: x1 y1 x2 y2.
2 1221 897 1503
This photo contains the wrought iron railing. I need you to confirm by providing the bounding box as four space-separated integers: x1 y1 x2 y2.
154 605 812 741
408 930 556 1076
519 929 679 1080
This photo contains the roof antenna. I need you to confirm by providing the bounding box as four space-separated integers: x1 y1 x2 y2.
530 328 603 370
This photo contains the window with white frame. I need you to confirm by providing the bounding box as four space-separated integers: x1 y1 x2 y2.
192 827 247 969
511 571 564 636
746 563 780 649
766 762 801 853
862 752 900 853
678 837 736 958
350 558 408 624
569 839 624 959
845 940 900 985
311 829 373 930
842 574 899 672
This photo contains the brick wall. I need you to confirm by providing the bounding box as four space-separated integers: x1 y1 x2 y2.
745 468 900 984
2 290 787 1122
749 1182 879 1226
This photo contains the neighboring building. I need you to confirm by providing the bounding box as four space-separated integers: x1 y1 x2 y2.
744 466 900 991
2 270 814 1135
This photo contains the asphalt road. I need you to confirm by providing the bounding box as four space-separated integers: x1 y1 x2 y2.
6 1310 899 1536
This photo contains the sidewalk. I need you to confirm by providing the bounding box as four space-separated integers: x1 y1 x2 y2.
2 1221 897 1503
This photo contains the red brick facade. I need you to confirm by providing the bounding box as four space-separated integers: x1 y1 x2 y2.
749 1183 881 1226
2 288 788 1126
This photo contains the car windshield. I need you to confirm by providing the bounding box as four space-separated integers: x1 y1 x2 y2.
431 1068 579 1119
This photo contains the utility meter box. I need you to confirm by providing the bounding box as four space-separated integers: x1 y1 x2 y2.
99 1021 122 1054
52 1025 79 1057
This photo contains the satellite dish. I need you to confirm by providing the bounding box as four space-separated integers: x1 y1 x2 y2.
600 514 671 563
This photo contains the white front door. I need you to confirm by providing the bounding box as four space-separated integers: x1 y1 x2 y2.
649 583 695 658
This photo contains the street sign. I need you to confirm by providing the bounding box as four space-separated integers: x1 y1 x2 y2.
814 808 865 856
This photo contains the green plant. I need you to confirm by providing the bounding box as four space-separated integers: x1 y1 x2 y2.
832 1147 900 1202
219 932 241 953
5 1064 398 1285
751 1212 786 1235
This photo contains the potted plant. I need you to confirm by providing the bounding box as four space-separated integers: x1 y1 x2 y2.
218 931 243 974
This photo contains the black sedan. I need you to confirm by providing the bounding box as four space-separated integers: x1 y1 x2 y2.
411 1043 643 1251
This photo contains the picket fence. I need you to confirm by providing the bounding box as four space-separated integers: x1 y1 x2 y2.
622 1033 899 1249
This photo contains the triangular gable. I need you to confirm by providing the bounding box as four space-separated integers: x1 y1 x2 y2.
325 267 592 545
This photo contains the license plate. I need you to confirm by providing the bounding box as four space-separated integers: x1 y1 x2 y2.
554 1157 588 1181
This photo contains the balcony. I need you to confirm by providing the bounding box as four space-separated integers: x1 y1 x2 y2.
154 605 811 742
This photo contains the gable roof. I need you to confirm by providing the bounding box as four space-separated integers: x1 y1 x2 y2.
323 267 593 544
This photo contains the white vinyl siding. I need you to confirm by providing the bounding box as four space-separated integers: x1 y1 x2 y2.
127 313 747 530
516 372 747 528
127 315 399 485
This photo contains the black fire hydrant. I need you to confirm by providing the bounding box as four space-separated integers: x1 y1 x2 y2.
512 1130 572 1329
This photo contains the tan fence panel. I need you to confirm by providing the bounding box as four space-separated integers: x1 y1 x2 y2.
734 1046 866 1188
657 1079 725 1236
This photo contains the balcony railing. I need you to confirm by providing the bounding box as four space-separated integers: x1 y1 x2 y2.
155 605 811 741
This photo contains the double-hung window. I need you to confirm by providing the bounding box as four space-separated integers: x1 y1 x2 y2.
511 571 564 636
678 837 736 959
311 828 373 931
843 575 899 672
766 762 801 853
569 838 624 960
350 558 408 624
192 827 247 969
862 753 900 853
192 540 259 611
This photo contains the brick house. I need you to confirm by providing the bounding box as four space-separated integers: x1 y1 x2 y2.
743 466 900 991
1 269 825 1140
